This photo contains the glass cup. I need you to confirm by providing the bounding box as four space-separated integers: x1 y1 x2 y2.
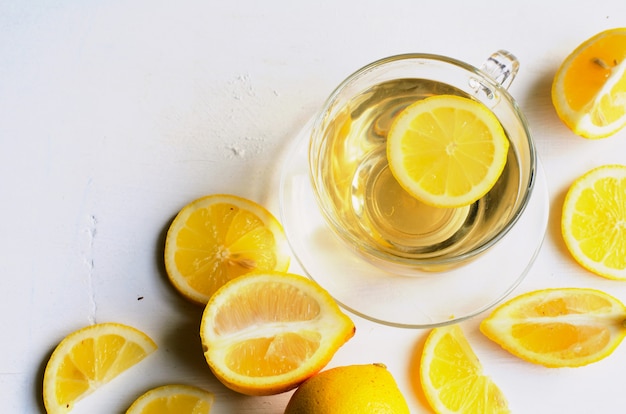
308 51 536 274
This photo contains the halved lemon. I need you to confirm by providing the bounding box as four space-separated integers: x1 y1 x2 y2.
561 164 626 279
43 322 157 413
387 94 509 208
126 384 214 414
552 28 626 138
480 288 626 367
200 271 355 396
420 324 509 413
164 194 291 305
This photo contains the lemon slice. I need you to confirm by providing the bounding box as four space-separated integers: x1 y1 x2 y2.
126 384 214 414
387 94 509 208
200 271 355 396
480 288 626 367
420 324 509 413
43 322 157 413
552 28 626 138
164 194 291 305
561 164 626 279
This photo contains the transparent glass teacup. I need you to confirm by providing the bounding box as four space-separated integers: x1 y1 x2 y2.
308 51 536 274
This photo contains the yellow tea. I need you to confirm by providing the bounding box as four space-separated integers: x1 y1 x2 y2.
312 78 521 263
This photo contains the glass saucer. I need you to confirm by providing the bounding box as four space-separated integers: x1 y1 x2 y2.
278 119 549 329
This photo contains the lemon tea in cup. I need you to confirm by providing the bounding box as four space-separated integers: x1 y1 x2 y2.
308 51 536 273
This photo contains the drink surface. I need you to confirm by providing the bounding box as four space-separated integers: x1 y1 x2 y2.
314 78 521 263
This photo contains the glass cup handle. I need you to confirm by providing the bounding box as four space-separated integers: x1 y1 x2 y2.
480 50 519 90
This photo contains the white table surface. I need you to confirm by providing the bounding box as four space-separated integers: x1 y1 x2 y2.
3 1 626 412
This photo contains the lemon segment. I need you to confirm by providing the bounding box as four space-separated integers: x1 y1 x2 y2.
164 194 291 305
200 271 355 396
552 28 626 138
43 323 157 413
420 324 509 413
480 288 626 367
561 164 626 279
125 384 214 414
386 94 509 208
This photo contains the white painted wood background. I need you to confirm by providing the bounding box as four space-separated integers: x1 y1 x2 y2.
2 0 626 412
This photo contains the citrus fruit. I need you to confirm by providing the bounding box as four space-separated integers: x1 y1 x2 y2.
126 384 214 414
283 363 410 414
561 164 626 279
199 271 355 396
551 28 626 138
164 194 291 305
480 288 626 367
386 94 510 208
420 324 509 414
43 322 157 413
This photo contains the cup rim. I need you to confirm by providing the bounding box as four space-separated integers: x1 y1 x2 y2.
309 52 537 270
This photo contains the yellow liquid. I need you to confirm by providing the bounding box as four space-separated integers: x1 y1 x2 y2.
315 78 521 262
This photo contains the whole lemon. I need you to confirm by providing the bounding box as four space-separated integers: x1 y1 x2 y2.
283 363 410 413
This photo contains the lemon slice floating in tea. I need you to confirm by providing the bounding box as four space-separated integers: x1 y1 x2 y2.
420 324 510 413
480 288 626 367
386 94 509 208
43 322 157 413
552 28 626 138
200 271 355 396
561 164 626 279
125 384 214 414
164 194 291 305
